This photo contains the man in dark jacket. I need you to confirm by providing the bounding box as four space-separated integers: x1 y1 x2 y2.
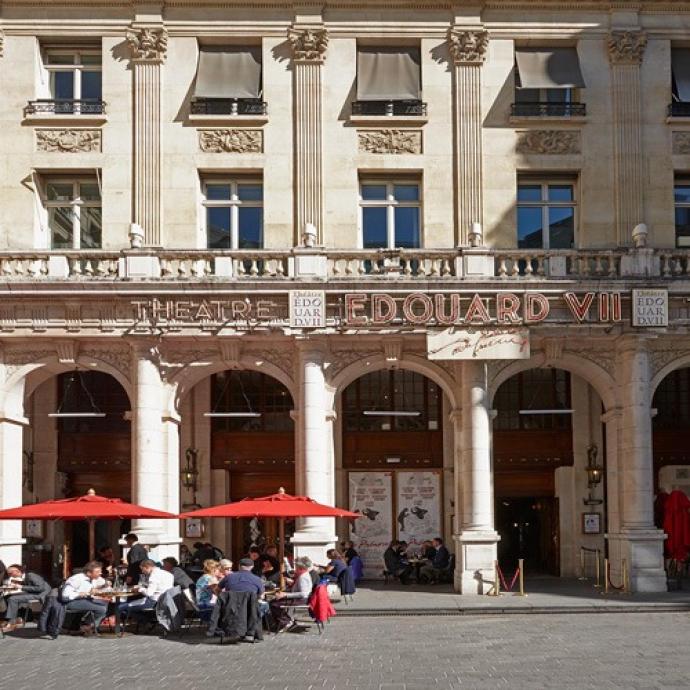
1 564 51 629
124 533 147 584
383 541 412 585
419 537 450 584
162 557 194 591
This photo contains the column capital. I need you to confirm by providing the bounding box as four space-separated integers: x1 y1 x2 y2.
288 26 328 63
295 337 329 358
447 27 489 65
607 30 647 65
126 26 168 63
126 336 162 363
615 333 655 356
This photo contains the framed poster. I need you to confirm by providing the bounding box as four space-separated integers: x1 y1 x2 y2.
349 471 393 579
185 518 204 539
582 513 601 535
25 519 43 539
396 471 441 549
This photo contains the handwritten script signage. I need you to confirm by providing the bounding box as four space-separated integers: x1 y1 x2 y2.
427 328 530 360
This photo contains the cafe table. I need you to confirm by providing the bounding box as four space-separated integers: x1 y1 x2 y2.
96 590 141 636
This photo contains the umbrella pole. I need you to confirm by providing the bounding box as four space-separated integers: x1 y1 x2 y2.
279 517 286 591
88 518 96 561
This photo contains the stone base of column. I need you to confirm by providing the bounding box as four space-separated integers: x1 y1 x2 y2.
291 529 337 565
453 530 499 595
606 529 667 592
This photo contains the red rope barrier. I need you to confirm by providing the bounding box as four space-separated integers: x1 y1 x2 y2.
497 563 521 592
606 560 625 591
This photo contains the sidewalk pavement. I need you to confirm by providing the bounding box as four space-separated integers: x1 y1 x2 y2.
333 576 690 615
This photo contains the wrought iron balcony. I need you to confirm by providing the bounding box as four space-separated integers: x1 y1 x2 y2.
351 100 427 116
668 102 690 117
510 102 586 117
190 98 268 116
25 99 106 115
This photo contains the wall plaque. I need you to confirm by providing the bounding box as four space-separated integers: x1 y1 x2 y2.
632 289 668 327
289 290 326 328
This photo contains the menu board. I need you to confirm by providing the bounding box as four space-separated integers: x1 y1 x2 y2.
396 471 441 549
349 472 393 579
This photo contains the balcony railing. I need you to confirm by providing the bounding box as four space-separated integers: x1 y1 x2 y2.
668 102 690 117
25 99 106 115
510 102 586 117
1 247 689 282
190 98 268 116
351 100 427 116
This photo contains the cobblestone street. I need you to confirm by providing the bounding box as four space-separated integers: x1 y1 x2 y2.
1 612 689 690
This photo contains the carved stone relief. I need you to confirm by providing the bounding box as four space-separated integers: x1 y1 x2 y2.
287 27 328 62
358 130 422 154
327 350 379 380
447 28 489 65
199 129 263 154
607 30 647 65
126 27 168 61
672 132 690 155
36 129 101 153
516 130 581 155
81 347 131 379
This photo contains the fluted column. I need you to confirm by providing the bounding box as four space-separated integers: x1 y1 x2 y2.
288 27 328 245
608 30 647 246
448 29 488 246
127 27 167 247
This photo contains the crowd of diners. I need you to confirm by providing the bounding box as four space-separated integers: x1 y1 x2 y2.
383 537 451 585
0 534 360 639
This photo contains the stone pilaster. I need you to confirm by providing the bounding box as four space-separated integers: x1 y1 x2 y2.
453 360 499 594
607 30 647 246
448 28 488 246
607 336 666 592
288 26 328 245
127 26 167 247
291 342 336 562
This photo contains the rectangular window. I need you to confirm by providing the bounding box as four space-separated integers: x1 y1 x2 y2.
43 177 102 249
675 177 690 247
43 49 103 114
202 179 263 249
359 180 421 249
517 178 576 249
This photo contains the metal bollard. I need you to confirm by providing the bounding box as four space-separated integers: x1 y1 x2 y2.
491 559 501 597
578 548 586 580
515 558 527 596
594 549 601 588
603 558 609 595
622 558 629 594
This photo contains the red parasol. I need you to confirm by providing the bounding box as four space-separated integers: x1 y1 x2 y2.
180 488 359 588
0 489 177 565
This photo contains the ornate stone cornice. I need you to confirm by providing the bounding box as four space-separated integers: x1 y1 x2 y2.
126 27 168 62
0 30 4 59
447 28 489 65
607 30 647 65
287 27 328 62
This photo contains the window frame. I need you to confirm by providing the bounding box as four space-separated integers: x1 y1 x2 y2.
358 179 423 249
516 176 577 250
674 176 690 247
42 176 102 250
201 177 264 250
43 48 102 103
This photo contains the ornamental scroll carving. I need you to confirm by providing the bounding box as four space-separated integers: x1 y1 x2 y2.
126 27 168 61
358 129 422 154
447 29 489 65
36 129 101 153
287 27 328 62
672 132 690 155
516 130 581 155
607 30 647 65
199 129 263 154
0 30 4 58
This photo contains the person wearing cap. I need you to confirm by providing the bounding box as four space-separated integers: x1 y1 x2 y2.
219 558 269 618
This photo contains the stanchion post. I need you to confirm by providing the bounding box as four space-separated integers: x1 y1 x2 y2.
594 549 601 588
578 548 586 580
622 558 629 594
493 560 500 597
603 558 609 595
516 558 526 596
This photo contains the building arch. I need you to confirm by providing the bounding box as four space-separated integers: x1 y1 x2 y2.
650 353 690 398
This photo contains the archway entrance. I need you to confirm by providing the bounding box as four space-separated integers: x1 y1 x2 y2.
493 368 602 577
341 369 445 578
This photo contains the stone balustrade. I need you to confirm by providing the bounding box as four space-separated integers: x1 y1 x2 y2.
0 247 684 282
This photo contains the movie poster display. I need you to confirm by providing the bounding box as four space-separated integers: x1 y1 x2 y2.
349 472 393 579
395 471 441 549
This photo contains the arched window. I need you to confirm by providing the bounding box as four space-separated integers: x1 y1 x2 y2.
653 367 690 430
342 370 441 432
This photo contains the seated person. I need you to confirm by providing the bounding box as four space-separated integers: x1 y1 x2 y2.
218 558 269 617
218 558 233 580
340 541 359 564
117 558 174 627
419 540 437 561
192 559 219 621
0 564 51 631
383 541 412 585
419 537 450 583
259 555 281 585
269 556 314 632
247 546 263 576
262 546 281 574
62 560 109 636
97 546 116 580
162 557 194 591
323 549 347 582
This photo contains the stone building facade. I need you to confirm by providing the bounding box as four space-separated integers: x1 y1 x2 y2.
0 0 690 593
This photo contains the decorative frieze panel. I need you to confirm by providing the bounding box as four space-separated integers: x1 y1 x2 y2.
358 129 422 154
672 132 690 155
516 130 581 155
199 129 263 154
36 129 101 153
